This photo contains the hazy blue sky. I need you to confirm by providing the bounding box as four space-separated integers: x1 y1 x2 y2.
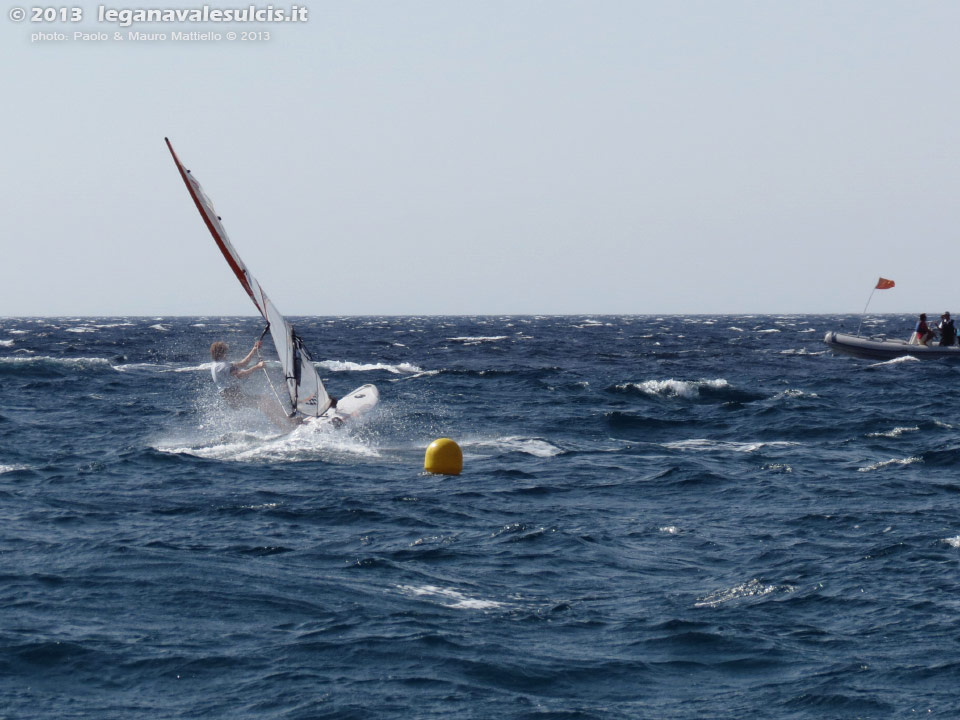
2 1 958 316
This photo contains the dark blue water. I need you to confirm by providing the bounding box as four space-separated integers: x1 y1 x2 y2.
2 314 960 718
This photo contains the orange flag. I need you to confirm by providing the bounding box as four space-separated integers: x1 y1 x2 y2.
875 277 895 290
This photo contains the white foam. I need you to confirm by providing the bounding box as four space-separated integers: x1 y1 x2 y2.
858 456 922 472
392 369 441 382
8 329 28 335
397 584 505 610
867 426 919 439
619 378 730 399
0 355 115 371
0 464 30 474
155 421 380 463
772 389 818 400
695 579 790 608
0 339 13 347
319 360 422 374
869 356 920 368
149 324 169 331
942 536 960 549
467 436 564 457
65 326 97 334
659 525 680 535
662 439 799 453
447 336 508 345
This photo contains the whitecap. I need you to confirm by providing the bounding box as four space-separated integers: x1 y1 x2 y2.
762 464 793 473
772 389 818 400
65 326 97 334
447 336 508 345
467 436 564 457
866 426 919 439
619 378 730 399
662 439 799 453
149 324 169 331
869 356 920 368
0 356 115 371
858 456 922 472
397 584 505 610
779 348 827 356
8 329 28 335
319 360 422 374
391 369 441 382
695 579 790 608
0 339 13 347
942 536 960 549
659 526 680 535
0 464 31 474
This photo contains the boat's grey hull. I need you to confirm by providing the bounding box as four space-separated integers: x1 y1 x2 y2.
824 331 960 360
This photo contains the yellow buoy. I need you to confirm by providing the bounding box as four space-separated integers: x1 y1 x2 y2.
424 438 462 475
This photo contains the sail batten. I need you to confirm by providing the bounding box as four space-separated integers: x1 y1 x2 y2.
165 138 331 417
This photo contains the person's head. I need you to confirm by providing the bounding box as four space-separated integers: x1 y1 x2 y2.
946 312 951 320
920 313 927 321
210 341 228 361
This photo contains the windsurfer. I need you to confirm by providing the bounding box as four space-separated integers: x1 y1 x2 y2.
210 340 265 407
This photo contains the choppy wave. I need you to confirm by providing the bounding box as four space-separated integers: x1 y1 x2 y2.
6 314 960 719
867 426 919 438
319 360 422 374
447 336 508 345
695 579 793 608
0 355 117 373
155 423 381 463
465 436 565 458
858 456 923 472
0 463 31 474
662 439 800 454
616 378 731 399
869 355 921 367
397 584 506 610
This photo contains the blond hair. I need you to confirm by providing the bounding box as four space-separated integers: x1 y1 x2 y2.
210 341 228 361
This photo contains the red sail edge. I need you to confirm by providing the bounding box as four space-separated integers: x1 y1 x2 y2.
164 137 262 316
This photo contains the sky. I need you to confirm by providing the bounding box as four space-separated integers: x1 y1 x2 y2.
1 1 958 316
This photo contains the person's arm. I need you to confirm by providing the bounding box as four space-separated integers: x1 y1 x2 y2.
233 360 265 379
233 340 262 369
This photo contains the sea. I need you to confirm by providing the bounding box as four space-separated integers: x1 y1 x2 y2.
2 313 960 718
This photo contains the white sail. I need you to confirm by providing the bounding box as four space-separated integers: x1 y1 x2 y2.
165 138 331 417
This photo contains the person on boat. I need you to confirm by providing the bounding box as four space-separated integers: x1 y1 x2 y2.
914 313 935 346
209 340 265 407
938 312 956 347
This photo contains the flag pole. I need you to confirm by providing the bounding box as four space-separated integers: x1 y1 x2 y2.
858 278 895 337
856 288 876 337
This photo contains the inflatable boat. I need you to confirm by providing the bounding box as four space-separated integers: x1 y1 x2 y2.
824 331 960 360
